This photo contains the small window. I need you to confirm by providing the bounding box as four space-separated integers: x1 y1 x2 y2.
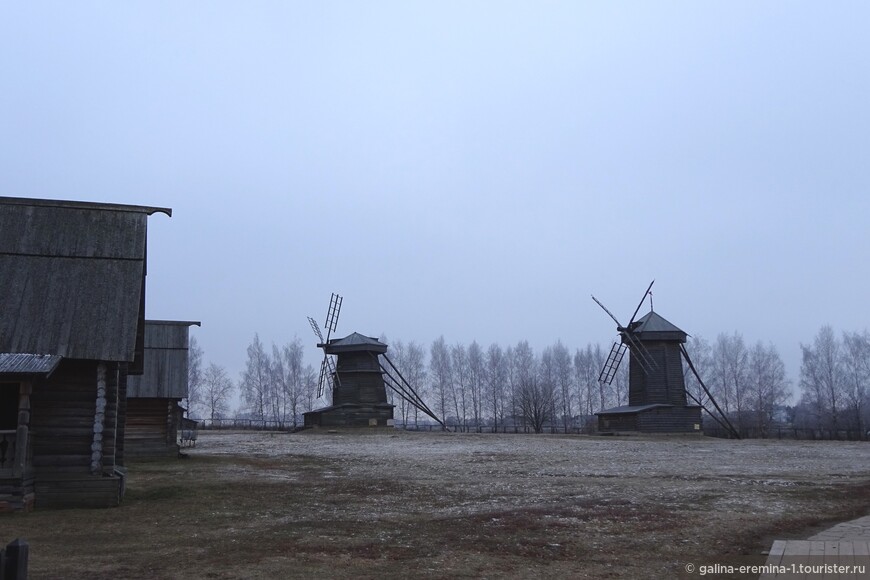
0 383 18 429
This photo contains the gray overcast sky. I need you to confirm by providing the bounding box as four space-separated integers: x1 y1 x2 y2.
2 2 868 398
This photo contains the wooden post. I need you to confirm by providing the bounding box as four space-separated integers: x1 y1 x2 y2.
13 383 31 478
91 363 107 475
2 538 29 580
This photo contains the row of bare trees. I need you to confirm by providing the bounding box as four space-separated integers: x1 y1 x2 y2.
795 326 870 434
395 334 796 435
682 334 792 435
186 325 869 437
387 337 630 433
186 336 236 421
235 334 319 426
187 335 320 427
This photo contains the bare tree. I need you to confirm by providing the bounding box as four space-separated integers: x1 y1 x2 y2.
590 344 608 411
518 377 554 434
548 341 573 431
513 341 537 429
800 326 845 431
269 344 286 422
842 330 870 435
539 345 561 430
240 334 271 420
185 335 204 418
400 340 428 427
385 339 409 424
429 336 452 424
467 341 485 429
504 345 518 426
574 345 599 425
683 335 713 409
450 343 469 428
746 341 790 435
485 343 507 430
712 332 749 431
278 338 306 427
202 363 235 421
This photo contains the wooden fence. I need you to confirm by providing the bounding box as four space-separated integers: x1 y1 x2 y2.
196 418 868 441
704 425 868 441
198 419 299 431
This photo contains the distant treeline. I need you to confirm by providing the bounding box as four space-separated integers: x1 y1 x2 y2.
184 325 870 439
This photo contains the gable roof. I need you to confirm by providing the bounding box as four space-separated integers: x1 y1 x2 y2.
0 197 171 363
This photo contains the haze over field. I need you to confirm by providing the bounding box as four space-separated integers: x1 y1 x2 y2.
2 2 868 389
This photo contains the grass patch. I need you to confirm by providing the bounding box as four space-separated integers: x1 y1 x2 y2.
1 433 868 579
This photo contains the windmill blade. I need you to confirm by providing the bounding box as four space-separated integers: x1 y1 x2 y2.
628 279 655 327
324 293 343 342
317 355 339 399
591 295 624 328
598 342 627 385
307 316 325 344
622 330 658 374
326 354 340 388
317 358 327 398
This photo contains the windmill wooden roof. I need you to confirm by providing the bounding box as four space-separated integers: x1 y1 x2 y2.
323 332 388 354
628 311 687 342
0 196 171 364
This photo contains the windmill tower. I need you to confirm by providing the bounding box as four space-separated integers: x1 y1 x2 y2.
303 294 445 429
592 281 704 434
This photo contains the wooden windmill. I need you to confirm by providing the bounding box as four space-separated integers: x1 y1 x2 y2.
303 294 444 429
592 281 738 437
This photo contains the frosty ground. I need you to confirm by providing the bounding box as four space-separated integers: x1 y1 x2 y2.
3 430 869 579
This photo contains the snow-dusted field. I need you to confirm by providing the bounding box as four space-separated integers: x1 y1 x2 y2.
185 430 870 577
7 430 867 579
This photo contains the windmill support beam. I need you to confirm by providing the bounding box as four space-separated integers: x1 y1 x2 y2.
684 389 735 436
379 353 447 431
680 344 741 439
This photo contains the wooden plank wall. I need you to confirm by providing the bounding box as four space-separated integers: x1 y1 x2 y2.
127 323 190 399
628 342 688 407
29 359 123 508
334 352 389 406
637 407 702 433
125 398 180 459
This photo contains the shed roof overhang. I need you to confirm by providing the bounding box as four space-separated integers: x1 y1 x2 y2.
0 353 63 379
0 196 171 217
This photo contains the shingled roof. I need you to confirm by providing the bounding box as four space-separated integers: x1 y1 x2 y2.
0 353 63 377
628 311 687 342
0 197 171 363
323 332 388 354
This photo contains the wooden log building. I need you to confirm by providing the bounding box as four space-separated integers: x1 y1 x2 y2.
125 320 200 459
0 196 170 510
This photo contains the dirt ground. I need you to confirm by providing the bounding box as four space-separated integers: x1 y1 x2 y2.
2 430 869 579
